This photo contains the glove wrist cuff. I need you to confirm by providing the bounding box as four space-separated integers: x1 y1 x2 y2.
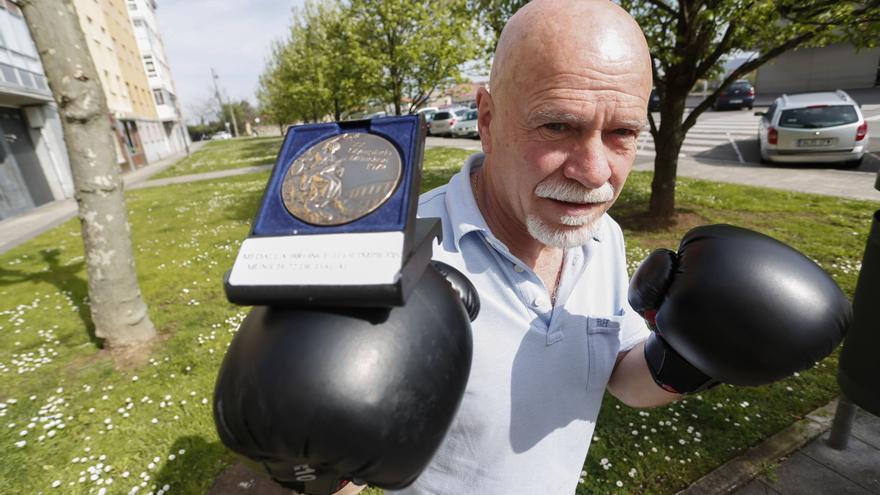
644 333 719 395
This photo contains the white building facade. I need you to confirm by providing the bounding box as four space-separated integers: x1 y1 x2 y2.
756 43 880 94
125 0 188 164
0 0 73 220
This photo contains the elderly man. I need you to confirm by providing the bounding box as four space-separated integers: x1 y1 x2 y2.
393 0 675 493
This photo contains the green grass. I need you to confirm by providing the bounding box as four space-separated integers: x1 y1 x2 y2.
152 136 284 179
0 142 876 494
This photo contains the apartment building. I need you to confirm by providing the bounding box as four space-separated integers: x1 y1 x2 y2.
73 0 180 170
126 0 188 162
0 0 73 220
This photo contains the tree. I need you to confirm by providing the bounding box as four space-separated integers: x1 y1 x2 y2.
347 0 484 115
222 100 258 129
20 1 156 348
619 0 880 218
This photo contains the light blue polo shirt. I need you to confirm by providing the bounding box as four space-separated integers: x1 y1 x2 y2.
391 153 650 495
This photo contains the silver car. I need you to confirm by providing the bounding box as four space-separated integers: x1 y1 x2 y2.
428 108 470 137
757 90 869 168
451 110 479 138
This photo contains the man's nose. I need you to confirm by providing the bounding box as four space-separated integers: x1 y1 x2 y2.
561 133 611 189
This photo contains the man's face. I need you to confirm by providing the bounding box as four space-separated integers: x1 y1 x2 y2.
479 38 650 248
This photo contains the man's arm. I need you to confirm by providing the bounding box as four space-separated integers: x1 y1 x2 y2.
606 340 680 408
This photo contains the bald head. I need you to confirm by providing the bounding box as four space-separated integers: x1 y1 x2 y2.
489 0 652 100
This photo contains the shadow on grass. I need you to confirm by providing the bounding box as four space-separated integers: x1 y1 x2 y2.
154 434 230 494
0 248 99 346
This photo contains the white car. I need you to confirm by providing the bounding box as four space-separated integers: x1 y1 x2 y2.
414 106 439 123
451 109 479 138
428 108 470 137
757 90 869 168
210 131 232 140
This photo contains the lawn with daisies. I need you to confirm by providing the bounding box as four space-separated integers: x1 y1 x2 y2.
0 139 876 495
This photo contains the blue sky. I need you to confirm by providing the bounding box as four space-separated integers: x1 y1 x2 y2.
156 0 304 122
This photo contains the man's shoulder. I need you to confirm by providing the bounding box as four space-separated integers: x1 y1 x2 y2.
417 184 450 218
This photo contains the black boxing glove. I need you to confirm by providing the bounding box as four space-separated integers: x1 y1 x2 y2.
213 262 477 494
430 260 480 321
629 224 851 394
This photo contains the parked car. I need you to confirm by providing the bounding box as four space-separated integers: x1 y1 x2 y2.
414 106 439 124
362 111 387 120
451 109 479 138
713 80 755 110
428 108 470 136
210 131 232 140
756 90 869 168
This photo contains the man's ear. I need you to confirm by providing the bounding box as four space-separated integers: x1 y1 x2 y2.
476 87 493 154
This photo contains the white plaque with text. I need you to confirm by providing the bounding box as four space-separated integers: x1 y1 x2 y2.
228 232 405 286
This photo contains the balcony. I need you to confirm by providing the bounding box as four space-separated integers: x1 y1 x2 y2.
0 62 53 105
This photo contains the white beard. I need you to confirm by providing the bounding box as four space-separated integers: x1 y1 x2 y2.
526 179 614 248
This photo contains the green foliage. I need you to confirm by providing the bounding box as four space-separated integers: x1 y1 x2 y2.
469 0 529 52
347 0 484 115
258 0 483 123
257 1 353 125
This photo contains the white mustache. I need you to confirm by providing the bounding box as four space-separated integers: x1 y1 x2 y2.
534 179 614 204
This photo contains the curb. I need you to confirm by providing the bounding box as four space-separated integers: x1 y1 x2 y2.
676 398 839 495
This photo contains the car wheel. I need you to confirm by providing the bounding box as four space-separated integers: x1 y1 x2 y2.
841 157 864 169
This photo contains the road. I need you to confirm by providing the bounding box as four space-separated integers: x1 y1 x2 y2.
633 106 880 173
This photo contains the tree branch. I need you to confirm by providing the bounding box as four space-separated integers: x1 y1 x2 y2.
682 30 816 132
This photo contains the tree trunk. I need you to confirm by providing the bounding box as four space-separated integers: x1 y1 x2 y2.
649 87 689 218
21 0 155 348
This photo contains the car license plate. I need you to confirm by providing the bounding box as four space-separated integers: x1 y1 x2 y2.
729 99 742 104
798 138 836 147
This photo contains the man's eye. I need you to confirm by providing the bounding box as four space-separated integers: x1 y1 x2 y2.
542 123 569 132
612 128 636 137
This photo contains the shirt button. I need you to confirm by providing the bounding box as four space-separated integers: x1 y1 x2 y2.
514 265 524 273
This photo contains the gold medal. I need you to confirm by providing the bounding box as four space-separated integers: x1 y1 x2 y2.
281 133 403 225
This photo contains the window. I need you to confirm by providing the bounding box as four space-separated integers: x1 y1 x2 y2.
145 60 155 73
0 63 18 84
128 1 137 10
778 105 859 129
133 19 144 27
153 89 165 105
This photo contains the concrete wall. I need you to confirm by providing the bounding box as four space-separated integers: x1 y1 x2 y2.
756 43 880 94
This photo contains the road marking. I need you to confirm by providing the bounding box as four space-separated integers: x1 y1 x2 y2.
869 152 880 162
865 114 880 122
727 132 745 163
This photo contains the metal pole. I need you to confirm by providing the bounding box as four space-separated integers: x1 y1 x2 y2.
211 68 239 138
827 395 856 450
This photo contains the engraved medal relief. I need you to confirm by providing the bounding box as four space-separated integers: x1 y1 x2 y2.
281 133 403 225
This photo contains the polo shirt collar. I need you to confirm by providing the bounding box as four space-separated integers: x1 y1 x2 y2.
446 153 491 251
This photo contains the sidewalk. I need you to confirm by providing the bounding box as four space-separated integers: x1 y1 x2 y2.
0 142 204 255
681 400 880 495
633 156 880 202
